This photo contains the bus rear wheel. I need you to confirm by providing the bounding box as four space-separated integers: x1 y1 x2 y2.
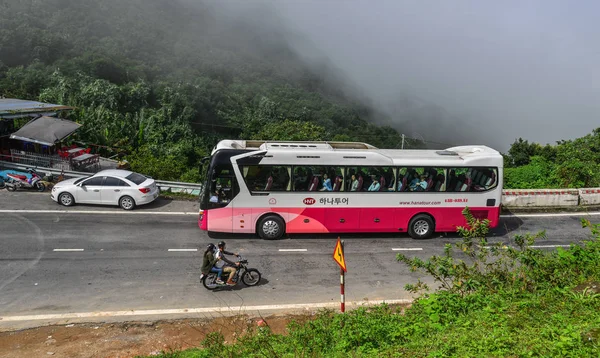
257 215 285 240
408 214 435 239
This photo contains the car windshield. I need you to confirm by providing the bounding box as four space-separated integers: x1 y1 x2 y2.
74 177 89 185
125 172 148 185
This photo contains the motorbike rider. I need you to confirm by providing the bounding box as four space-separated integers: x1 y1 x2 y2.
201 243 224 285
215 241 240 286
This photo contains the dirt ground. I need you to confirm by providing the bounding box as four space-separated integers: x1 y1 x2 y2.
0 314 311 358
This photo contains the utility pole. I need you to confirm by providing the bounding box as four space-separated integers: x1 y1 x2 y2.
401 134 405 149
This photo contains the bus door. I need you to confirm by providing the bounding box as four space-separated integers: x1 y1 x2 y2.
206 164 237 233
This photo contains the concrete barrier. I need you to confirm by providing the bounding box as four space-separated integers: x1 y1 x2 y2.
578 188 600 206
502 189 580 208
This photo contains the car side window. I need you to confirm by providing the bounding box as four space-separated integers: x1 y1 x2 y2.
83 177 104 186
103 177 126 187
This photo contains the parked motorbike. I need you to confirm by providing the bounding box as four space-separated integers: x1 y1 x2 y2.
5 168 46 192
200 255 262 290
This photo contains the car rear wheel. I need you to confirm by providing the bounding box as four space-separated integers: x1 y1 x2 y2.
119 195 136 210
59 192 75 206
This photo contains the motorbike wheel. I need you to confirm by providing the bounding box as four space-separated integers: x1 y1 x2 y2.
0 180 4 189
6 184 16 192
241 269 261 286
35 182 46 192
202 273 219 290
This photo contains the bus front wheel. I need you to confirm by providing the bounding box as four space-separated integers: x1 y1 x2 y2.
408 214 435 240
257 215 285 240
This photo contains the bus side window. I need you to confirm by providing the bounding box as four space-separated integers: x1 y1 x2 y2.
446 167 499 192
293 166 310 191
242 165 291 192
326 166 344 192
397 167 429 192
346 167 367 192
270 166 291 191
466 167 498 191
363 167 393 192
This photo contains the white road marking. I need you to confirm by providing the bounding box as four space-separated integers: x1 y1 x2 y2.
500 211 600 218
0 209 196 215
53 249 84 252
0 299 413 322
168 249 198 252
278 249 308 252
392 248 423 251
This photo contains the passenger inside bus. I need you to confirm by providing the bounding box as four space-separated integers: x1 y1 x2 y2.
378 175 386 191
320 174 333 191
350 174 358 191
264 176 273 191
367 175 381 191
410 175 428 191
210 188 226 203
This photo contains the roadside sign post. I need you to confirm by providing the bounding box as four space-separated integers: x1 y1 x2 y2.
333 237 347 313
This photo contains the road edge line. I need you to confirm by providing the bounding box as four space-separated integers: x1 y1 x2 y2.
0 299 413 322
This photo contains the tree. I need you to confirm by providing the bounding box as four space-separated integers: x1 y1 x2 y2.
506 138 541 167
251 119 328 141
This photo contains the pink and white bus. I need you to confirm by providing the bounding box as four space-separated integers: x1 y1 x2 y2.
198 140 503 240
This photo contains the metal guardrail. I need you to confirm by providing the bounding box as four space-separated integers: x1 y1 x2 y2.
0 160 203 193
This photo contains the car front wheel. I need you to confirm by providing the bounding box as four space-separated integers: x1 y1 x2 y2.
58 192 75 207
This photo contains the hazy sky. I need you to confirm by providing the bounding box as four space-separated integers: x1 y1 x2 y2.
226 0 600 150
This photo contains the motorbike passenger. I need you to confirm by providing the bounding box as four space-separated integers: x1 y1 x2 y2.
201 243 224 285
215 241 240 286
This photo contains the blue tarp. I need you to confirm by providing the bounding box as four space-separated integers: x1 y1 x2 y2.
0 170 31 181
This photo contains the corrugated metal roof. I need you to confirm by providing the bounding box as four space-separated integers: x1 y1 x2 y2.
0 98 72 118
10 116 81 146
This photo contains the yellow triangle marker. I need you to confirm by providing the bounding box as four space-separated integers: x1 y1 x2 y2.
333 237 347 272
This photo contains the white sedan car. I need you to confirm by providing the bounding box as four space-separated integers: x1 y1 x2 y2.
51 169 159 210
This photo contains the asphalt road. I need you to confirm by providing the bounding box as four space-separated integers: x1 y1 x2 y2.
0 191 597 329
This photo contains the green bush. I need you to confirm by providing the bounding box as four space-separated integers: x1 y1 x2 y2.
504 156 560 189
504 128 600 188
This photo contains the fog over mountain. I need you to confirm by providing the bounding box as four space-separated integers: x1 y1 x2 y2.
209 0 600 150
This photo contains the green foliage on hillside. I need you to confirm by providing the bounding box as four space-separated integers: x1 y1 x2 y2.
0 0 408 181
503 128 600 189
144 211 600 357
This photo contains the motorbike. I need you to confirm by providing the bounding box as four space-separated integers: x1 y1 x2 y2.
5 168 46 192
201 255 262 290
